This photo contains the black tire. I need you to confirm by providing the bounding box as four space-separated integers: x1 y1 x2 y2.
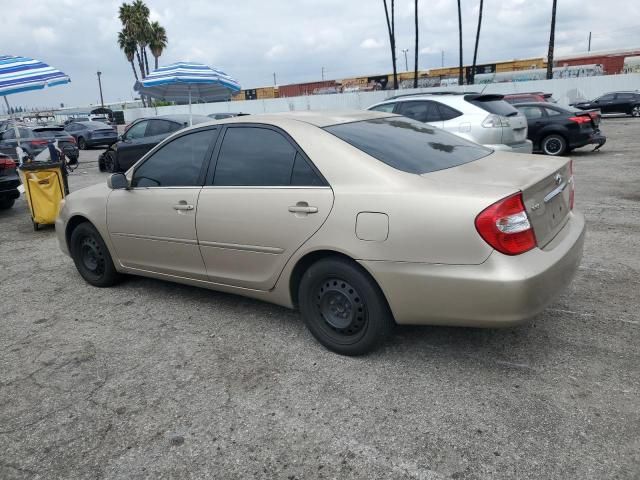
103 151 117 173
298 257 394 355
541 134 567 156
0 197 15 209
631 105 640 117
77 137 87 150
70 222 120 287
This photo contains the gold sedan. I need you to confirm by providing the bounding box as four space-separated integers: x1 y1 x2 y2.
56 111 585 355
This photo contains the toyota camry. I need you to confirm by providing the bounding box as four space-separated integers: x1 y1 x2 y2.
56 111 585 355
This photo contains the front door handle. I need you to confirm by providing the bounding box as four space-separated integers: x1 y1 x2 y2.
173 202 194 211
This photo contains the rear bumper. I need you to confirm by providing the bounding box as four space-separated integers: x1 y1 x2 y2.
361 211 585 327
569 130 607 149
0 174 21 198
86 137 118 146
486 140 533 154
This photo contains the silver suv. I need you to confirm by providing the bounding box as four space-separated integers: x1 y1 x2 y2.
368 93 533 153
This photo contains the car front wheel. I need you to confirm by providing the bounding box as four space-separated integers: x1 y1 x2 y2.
298 257 394 355
70 222 120 287
0 197 15 209
103 151 117 173
631 105 640 117
77 137 87 150
541 134 567 156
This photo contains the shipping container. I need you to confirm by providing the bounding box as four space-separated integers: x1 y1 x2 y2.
278 80 337 97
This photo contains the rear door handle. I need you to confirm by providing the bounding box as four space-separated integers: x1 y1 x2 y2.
173 203 194 211
288 206 318 214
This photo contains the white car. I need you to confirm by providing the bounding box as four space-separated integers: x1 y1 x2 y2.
368 93 533 153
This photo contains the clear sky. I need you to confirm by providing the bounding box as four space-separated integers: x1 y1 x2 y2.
2 0 639 109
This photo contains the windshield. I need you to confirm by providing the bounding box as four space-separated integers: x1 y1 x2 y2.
324 117 491 175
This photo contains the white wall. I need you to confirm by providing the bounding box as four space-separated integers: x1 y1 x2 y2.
123 73 640 122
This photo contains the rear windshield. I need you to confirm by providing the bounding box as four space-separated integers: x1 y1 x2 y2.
324 117 491 174
467 97 519 116
33 129 68 138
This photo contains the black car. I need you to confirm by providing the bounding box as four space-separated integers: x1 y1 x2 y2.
0 153 20 209
98 114 210 172
64 121 118 149
515 102 606 156
0 126 79 163
572 91 640 117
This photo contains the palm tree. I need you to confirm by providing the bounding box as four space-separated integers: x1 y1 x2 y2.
470 0 484 85
149 21 168 70
118 30 139 82
383 0 398 89
413 0 418 88
546 0 558 79
457 0 463 85
118 2 146 78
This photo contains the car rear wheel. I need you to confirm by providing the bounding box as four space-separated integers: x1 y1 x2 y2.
631 105 640 117
70 222 120 287
0 197 15 209
77 137 87 150
298 257 394 355
541 134 567 156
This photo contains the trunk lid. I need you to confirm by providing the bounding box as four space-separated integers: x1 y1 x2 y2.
502 112 528 145
422 151 571 248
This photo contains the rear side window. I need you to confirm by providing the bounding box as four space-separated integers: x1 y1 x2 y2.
397 101 441 123
146 120 178 136
214 127 296 186
369 103 396 113
518 106 544 119
212 127 325 187
467 96 519 116
616 93 635 100
437 103 463 120
325 117 491 175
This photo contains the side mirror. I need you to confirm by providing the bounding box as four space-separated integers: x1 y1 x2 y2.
107 172 129 190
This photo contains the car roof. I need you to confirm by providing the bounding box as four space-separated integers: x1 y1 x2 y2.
223 110 393 128
137 114 212 123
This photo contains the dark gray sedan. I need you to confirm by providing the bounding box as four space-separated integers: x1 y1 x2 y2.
65 121 118 149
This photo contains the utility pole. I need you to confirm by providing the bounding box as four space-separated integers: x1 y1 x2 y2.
401 48 409 71
273 72 277 86
588 31 592 52
321 66 325 81
96 71 104 107
441 50 444 67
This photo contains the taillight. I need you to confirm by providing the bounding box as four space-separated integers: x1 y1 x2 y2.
481 114 509 128
568 115 591 124
68 136 76 144
475 192 536 256
30 139 49 146
569 159 575 210
0 157 16 169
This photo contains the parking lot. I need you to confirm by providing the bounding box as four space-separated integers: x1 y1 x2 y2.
0 117 638 479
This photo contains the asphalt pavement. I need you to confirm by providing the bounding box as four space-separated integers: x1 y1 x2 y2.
0 119 638 479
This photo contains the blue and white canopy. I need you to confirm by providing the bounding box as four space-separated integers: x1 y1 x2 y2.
136 62 241 102
0 55 71 97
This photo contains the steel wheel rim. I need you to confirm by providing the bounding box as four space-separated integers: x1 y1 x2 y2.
314 278 368 341
79 236 105 276
545 137 563 154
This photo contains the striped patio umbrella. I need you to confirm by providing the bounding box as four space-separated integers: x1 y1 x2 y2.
135 62 241 125
0 55 70 105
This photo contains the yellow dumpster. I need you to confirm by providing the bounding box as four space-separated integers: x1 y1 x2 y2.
18 161 67 231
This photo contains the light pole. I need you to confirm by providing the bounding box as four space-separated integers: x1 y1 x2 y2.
96 71 104 107
321 66 325 81
401 49 409 71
